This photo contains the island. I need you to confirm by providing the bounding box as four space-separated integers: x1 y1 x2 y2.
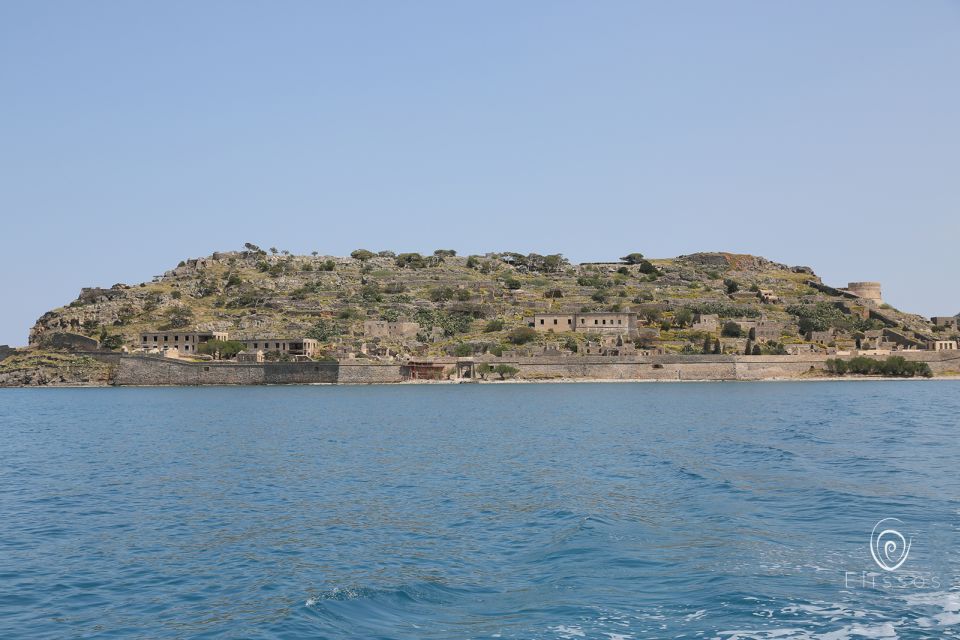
2 247 958 386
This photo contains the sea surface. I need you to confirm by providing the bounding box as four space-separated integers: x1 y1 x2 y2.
1 382 959 639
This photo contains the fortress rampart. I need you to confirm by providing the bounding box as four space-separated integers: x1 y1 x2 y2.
108 351 960 386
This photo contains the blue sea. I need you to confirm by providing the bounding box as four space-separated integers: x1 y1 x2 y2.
2 382 959 639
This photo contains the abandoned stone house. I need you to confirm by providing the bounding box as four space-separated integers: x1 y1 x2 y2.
690 313 719 332
753 319 785 342
236 349 265 363
784 343 819 355
758 289 781 304
235 338 321 358
928 340 958 351
139 330 229 354
932 316 959 331
362 320 419 339
807 329 835 345
529 312 638 335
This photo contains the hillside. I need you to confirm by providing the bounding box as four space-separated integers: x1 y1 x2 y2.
24 247 953 361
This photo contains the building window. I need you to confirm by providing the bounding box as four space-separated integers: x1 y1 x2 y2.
164 336 168 341
253 343 258 349
553 319 558 325
618 320 622 324
595 320 598 324
567 319 571 324
540 319 544 325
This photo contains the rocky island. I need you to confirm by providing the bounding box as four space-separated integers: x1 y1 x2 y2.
3 247 958 386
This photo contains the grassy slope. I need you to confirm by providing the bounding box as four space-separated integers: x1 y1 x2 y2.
28 250 944 358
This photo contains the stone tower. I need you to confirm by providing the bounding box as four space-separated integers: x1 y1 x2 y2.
845 282 883 305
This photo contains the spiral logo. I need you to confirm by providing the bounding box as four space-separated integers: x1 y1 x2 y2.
870 518 911 572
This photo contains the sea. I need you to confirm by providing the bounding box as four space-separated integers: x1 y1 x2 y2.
1 382 959 639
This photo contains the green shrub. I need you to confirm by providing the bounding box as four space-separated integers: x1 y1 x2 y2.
721 321 742 338
484 319 504 333
506 327 537 345
306 319 345 341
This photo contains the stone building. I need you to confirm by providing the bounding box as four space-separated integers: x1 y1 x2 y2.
139 330 228 354
235 338 321 358
932 317 959 331
529 312 637 335
807 329 835 345
236 349 265 363
843 282 883 305
758 289 781 304
928 340 958 351
753 319 785 342
363 320 420 339
690 314 719 332
785 343 819 355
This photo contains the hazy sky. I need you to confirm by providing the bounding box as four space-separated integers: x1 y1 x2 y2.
2 1 958 345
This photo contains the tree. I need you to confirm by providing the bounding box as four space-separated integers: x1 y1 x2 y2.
503 277 522 290
98 326 124 350
351 249 375 261
494 364 519 380
197 340 246 359
269 247 278 255
743 339 753 355
725 278 740 294
433 249 457 258
713 339 722 354
702 335 712 354
454 343 473 357
620 253 645 264
476 363 492 380
243 242 262 253
311 251 319 257
721 321 742 338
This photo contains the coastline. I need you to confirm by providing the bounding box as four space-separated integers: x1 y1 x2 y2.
2 375 957 389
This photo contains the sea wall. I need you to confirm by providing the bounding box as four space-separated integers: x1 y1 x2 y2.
115 356 339 385
111 351 960 386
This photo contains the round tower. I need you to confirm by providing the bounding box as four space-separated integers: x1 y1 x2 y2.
846 282 883 305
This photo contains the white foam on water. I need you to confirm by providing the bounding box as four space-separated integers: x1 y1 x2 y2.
903 590 960 628
553 625 586 638
686 609 708 621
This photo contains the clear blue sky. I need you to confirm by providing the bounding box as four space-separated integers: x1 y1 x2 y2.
2 1 958 345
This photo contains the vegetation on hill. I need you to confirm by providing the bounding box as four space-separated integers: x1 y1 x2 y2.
28 248 949 359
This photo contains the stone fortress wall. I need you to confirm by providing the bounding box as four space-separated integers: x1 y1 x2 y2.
109 351 960 385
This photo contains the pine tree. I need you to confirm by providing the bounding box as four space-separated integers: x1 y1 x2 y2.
744 339 753 355
702 335 712 354
712 339 722 354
